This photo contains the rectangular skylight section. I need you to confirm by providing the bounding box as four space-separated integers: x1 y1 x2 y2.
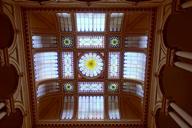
108 96 120 120
108 52 120 79
123 82 144 97
61 96 74 120
125 36 148 48
76 13 106 32
37 82 59 97
78 82 104 93
123 52 146 81
110 13 124 32
77 36 104 48
78 96 104 120
34 52 58 81
57 13 72 32
32 35 57 48
62 52 74 79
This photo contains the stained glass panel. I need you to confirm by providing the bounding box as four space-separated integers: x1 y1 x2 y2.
57 13 72 32
62 36 73 48
110 13 124 32
78 96 104 119
77 36 104 48
37 82 59 97
76 13 105 32
123 82 144 97
78 82 104 93
64 82 73 92
123 52 146 81
34 52 58 81
125 36 148 48
32 35 57 48
62 52 74 79
108 83 118 92
78 53 104 78
109 36 120 48
108 96 120 119
108 52 120 79
61 96 74 119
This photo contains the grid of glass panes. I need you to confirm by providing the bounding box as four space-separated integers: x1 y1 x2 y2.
32 11 148 121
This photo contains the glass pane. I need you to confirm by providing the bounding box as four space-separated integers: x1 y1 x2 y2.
78 53 104 78
78 96 104 119
32 35 57 48
110 13 124 32
109 36 120 48
57 13 72 32
76 13 105 32
123 82 144 97
78 82 104 93
64 82 73 92
62 36 73 48
123 52 146 81
108 82 118 92
108 52 120 79
61 96 74 119
77 36 104 48
108 96 120 119
37 82 59 97
125 36 148 48
34 52 58 81
62 52 74 79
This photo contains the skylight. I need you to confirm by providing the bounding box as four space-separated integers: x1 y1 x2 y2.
30 11 150 122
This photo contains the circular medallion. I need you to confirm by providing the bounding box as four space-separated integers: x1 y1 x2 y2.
78 53 104 78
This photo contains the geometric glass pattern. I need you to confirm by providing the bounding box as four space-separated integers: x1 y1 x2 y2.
61 96 74 119
123 82 144 97
109 36 120 48
32 35 57 48
108 83 118 92
125 36 148 48
64 82 73 92
108 96 120 119
123 52 146 81
109 13 124 32
78 82 104 93
62 36 73 48
34 52 58 81
78 96 104 119
62 52 74 79
77 36 105 48
57 13 72 32
76 13 106 32
78 53 104 78
108 52 120 79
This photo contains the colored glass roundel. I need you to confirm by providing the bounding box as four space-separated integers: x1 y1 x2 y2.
78 53 104 78
109 36 120 48
62 36 73 48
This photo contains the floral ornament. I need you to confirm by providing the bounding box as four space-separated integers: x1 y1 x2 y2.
78 53 104 78
63 37 73 48
110 37 120 48
64 83 73 92
108 83 118 92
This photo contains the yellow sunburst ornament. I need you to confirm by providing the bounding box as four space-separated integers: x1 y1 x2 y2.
79 53 104 78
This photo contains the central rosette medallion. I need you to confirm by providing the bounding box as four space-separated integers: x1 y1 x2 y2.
78 53 104 78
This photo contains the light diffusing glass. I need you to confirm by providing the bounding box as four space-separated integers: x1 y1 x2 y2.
76 13 105 32
62 52 74 79
78 53 104 78
78 82 104 93
77 36 104 48
125 36 148 48
32 35 57 48
108 52 120 79
123 52 146 81
57 13 72 32
61 96 74 119
110 13 124 32
34 52 58 81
